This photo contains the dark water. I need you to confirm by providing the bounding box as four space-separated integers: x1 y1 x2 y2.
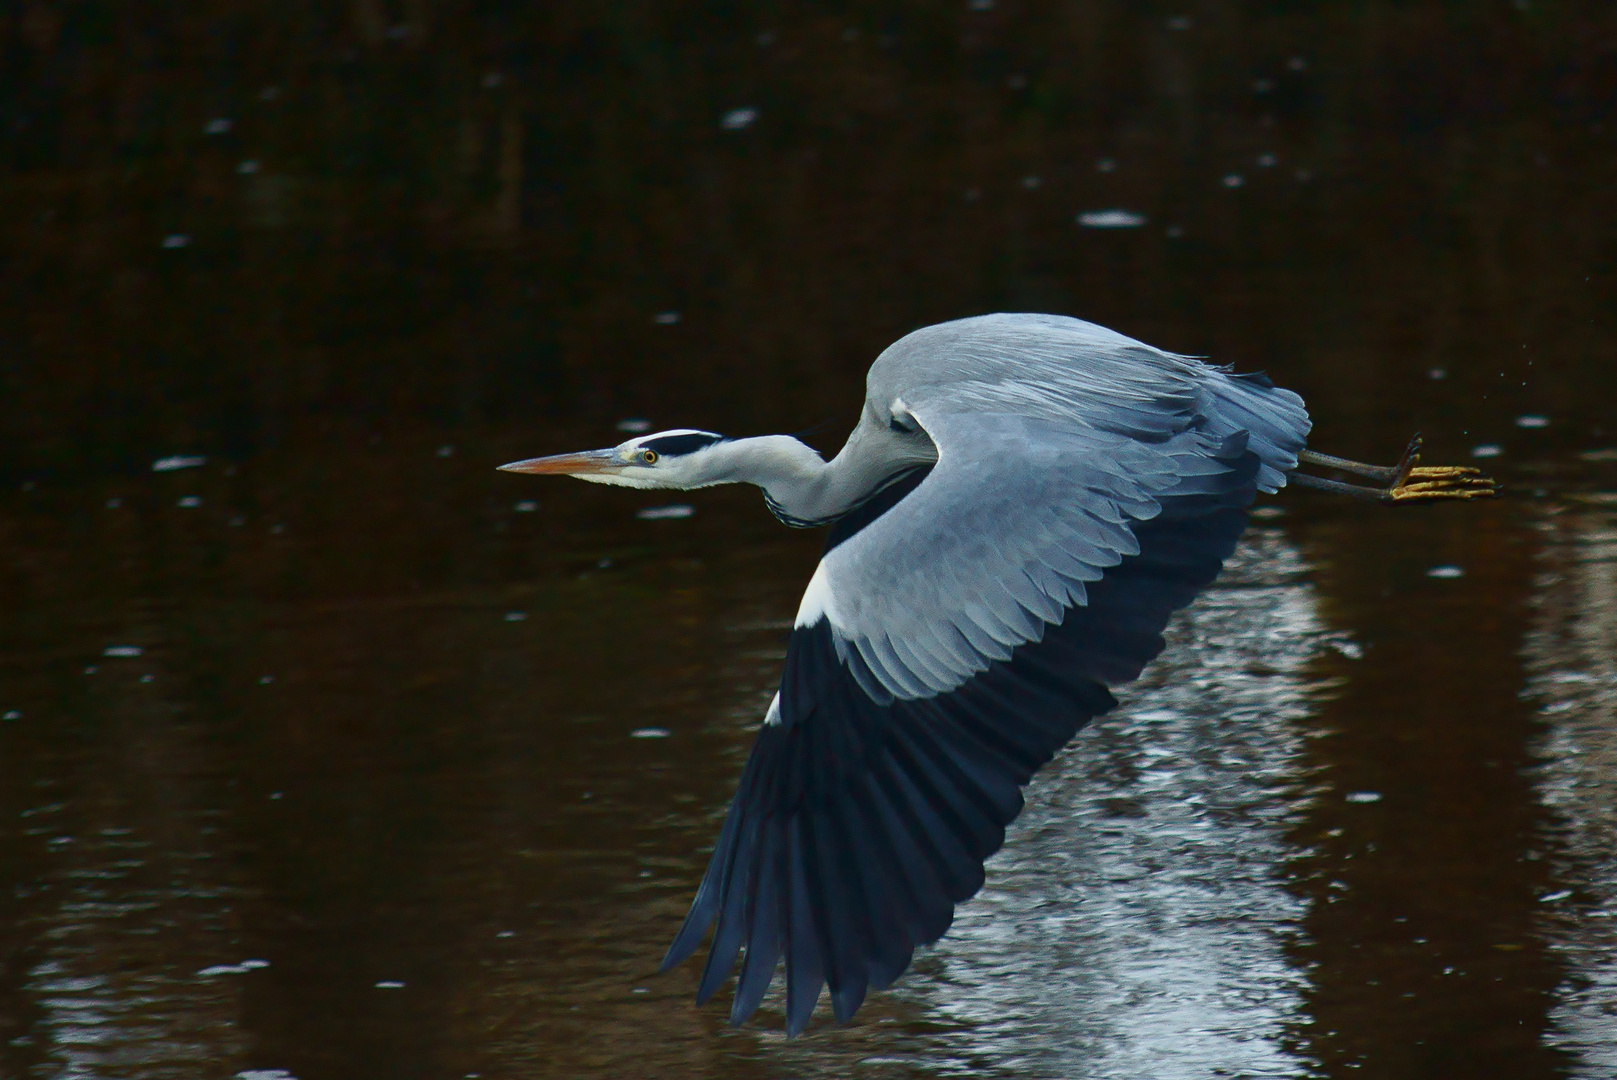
3 3 1616 1078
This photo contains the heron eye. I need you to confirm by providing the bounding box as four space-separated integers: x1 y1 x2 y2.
641 449 659 464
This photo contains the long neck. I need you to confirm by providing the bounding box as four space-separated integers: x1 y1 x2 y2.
701 434 904 527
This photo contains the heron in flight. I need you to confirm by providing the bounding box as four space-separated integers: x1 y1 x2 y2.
499 313 1495 1035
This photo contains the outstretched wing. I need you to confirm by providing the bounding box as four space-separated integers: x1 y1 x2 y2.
662 314 1311 1034
811 410 1248 702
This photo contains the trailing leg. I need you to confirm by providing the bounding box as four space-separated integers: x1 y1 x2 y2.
1291 435 1498 504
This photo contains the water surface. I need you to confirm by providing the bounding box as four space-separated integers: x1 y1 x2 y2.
2 3 1615 1078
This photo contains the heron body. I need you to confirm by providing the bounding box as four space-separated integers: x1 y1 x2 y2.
499 312 1494 1035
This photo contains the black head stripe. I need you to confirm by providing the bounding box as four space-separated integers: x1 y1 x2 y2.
641 432 726 457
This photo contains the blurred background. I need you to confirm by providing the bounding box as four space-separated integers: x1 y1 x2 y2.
2 2 1615 1078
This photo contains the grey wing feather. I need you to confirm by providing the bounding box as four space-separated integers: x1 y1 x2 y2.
801 314 1310 704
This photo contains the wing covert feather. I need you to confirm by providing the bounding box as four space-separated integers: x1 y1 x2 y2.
815 408 1248 702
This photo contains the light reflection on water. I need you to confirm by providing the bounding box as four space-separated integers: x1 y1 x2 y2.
19 755 251 1078
761 528 1327 1077
1524 503 1617 1076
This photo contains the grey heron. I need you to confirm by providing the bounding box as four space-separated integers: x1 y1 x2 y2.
499 313 1495 1035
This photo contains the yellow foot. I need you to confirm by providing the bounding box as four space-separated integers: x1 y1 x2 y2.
1386 463 1500 503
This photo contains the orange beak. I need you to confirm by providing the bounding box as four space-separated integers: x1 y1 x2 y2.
496 449 620 476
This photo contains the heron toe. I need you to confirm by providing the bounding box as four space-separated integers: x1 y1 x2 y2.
1385 469 1500 502
1407 465 1488 480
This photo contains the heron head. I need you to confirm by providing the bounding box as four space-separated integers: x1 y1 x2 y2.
497 429 730 490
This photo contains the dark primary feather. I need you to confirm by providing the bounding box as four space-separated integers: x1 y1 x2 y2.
661 436 1262 1035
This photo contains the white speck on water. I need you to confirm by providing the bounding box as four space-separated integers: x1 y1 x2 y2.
204 118 233 135
437 445 455 457
597 557 612 569
162 234 191 249
1166 15 1192 30
652 310 681 325
237 1071 296 1080
1429 367 1447 380
720 107 758 131
1096 157 1117 172
636 504 695 521
1258 152 1278 167
1329 638 1365 660
631 727 671 739
139 674 155 683
1345 791 1383 804
1472 444 1503 458
1249 505 1285 520
514 500 539 512
106 497 122 508
497 930 515 938
617 418 652 433
2 711 20 721
103 646 144 658
177 496 202 508
1515 414 1549 429
237 160 261 174
199 960 269 977
1539 889 1572 903
1020 175 1042 189
504 611 528 622
1579 448 1617 462
1077 209 1146 229
1222 173 1246 188
152 455 206 472
632 986 650 993
375 980 406 989
259 675 275 684
268 792 284 800
1427 565 1465 579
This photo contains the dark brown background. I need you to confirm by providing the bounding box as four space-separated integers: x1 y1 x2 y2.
2 2 1615 1078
